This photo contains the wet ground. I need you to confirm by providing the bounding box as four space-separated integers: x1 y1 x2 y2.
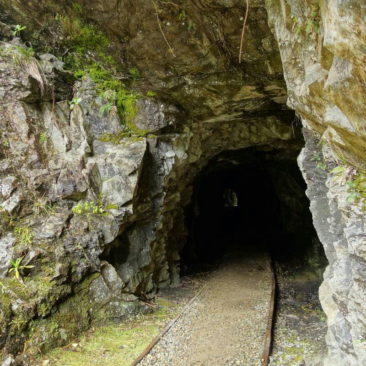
269 261 327 366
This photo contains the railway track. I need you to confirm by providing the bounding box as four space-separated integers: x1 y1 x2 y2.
132 250 277 366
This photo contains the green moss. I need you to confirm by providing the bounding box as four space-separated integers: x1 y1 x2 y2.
99 132 147 145
0 211 15 235
0 277 32 301
78 64 145 136
25 273 99 356
9 313 29 332
39 298 179 366
0 285 13 312
51 11 145 136
14 226 33 245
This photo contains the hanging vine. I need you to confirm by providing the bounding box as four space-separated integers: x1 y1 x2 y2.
238 0 250 64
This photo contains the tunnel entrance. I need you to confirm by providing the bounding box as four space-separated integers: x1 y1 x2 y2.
182 145 326 275
177 144 329 362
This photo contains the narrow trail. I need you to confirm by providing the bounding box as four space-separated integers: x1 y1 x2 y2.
139 250 273 366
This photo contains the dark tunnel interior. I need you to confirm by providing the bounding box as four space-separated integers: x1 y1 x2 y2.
181 146 327 274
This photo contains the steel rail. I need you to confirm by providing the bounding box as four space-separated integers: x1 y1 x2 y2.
261 256 277 366
132 255 277 366
131 283 207 366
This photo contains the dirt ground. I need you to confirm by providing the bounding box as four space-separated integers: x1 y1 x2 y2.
140 249 273 366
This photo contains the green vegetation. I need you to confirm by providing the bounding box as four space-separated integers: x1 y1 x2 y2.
305 5 321 34
51 11 147 136
10 314 29 331
346 172 366 207
311 152 327 170
12 24 26 36
71 196 117 216
99 101 114 116
330 165 366 209
14 226 33 245
178 10 187 21
128 67 141 80
39 298 179 366
8 257 34 282
291 5 321 36
39 132 48 143
12 45 35 66
0 211 15 234
330 165 345 176
68 97 82 110
32 199 54 216
146 90 157 97
15 45 35 58
2 139 10 148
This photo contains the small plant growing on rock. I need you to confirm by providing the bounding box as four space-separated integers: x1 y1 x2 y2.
12 46 35 66
39 132 48 143
99 102 114 116
346 173 366 207
12 24 26 36
146 90 157 97
331 165 366 209
33 199 54 216
71 196 117 216
14 226 33 245
311 152 327 170
330 166 345 176
10 315 28 331
69 97 82 110
291 5 321 36
128 67 141 80
0 210 15 232
8 256 34 282
305 5 321 35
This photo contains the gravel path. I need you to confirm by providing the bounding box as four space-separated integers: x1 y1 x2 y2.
140 250 273 366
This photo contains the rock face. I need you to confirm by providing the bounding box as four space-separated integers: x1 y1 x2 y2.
0 0 365 365
0 5 294 359
265 1 366 364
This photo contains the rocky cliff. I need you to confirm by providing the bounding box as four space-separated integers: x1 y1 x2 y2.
266 1 366 365
0 0 365 365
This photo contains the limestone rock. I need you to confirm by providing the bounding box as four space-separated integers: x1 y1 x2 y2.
299 129 366 365
100 262 124 293
90 139 147 207
75 78 124 140
0 177 17 200
0 234 15 278
133 99 179 132
0 356 15 366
